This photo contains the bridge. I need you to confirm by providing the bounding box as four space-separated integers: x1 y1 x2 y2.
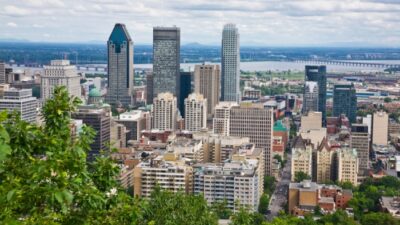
76 64 107 72
292 59 400 69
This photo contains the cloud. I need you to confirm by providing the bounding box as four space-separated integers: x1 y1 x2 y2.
0 0 399 46
6 22 18 27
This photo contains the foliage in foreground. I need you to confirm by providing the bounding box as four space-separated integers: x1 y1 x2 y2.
0 86 217 225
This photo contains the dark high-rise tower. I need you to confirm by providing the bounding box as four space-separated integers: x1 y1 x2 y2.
179 71 192 117
105 23 134 107
305 65 326 124
333 83 357 123
152 27 180 99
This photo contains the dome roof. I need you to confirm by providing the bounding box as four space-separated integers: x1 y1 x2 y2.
89 88 102 97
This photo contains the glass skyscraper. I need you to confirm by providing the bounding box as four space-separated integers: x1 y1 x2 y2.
305 65 327 124
152 27 180 99
105 23 134 107
333 83 357 123
221 24 240 102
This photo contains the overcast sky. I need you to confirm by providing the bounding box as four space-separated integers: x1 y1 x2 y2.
1 0 400 46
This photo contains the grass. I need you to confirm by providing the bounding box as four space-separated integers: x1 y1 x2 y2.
241 71 305 81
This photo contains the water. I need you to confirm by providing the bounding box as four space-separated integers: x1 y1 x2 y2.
13 60 400 74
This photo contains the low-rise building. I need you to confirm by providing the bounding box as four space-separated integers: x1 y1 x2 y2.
380 196 400 219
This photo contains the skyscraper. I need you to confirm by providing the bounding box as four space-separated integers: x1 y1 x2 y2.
41 60 81 101
179 71 192 117
105 23 134 107
221 24 240 102
151 92 178 131
184 93 207 132
0 88 37 123
0 61 5 84
372 111 389 146
152 27 180 99
146 72 153 105
302 81 319 114
194 64 220 119
351 124 370 171
229 103 274 175
305 65 326 124
333 83 357 123
72 105 111 158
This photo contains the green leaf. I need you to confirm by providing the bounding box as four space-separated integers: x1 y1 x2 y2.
55 191 63 204
62 190 73 204
7 189 16 201
0 144 12 161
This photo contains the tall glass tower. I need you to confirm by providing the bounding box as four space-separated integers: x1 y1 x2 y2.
333 83 357 123
106 23 134 107
221 24 240 102
152 27 180 99
305 65 327 125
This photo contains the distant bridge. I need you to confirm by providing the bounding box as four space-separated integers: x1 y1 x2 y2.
292 60 400 69
77 64 107 72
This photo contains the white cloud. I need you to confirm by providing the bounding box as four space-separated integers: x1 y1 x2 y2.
6 22 18 27
0 0 399 46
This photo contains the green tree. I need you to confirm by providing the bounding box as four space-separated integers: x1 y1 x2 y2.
230 207 253 225
211 199 232 219
264 175 276 195
294 171 311 182
384 97 392 103
258 193 270 214
361 212 400 225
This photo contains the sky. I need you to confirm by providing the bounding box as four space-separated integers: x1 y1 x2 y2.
1 0 400 47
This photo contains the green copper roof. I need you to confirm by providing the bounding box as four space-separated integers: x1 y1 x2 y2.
274 120 287 132
89 88 102 97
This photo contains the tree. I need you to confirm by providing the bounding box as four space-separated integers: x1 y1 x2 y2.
230 207 253 225
361 212 400 225
211 199 232 219
258 194 269 214
384 97 392 103
0 86 219 225
294 171 311 182
274 154 284 167
264 176 276 195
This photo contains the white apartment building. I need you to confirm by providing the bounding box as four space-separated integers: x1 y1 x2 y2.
184 93 207 132
193 158 262 212
151 92 177 131
213 101 238 136
291 136 313 181
133 156 193 197
0 88 37 123
337 148 359 186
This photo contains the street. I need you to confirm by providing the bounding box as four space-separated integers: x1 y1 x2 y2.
266 153 291 221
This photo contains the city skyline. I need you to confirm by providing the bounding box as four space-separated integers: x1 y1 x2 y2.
1 0 400 47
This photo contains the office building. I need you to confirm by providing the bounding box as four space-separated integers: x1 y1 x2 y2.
110 120 128 149
146 72 153 104
152 27 180 98
133 156 193 197
151 92 177 131
0 88 37 123
72 105 111 157
105 23 134 106
291 136 313 181
373 111 389 146
300 111 322 132
305 65 326 124
337 148 359 186
221 24 240 102
0 61 5 84
229 103 274 175
184 93 207 132
351 124 370 171
179 71 192 117
213 101 238 136
288 180 319 215
194 158 262 212
41 60 81 101
116 110 148 141
194 64 220 118
333 83 357 123
302 81 319 114
167 137 204 162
